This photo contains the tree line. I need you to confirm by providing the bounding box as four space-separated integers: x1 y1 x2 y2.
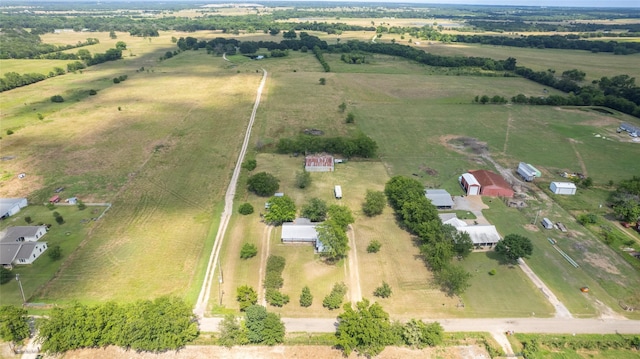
34 297 198 353
467 20 640 34
0 28 98 59
384 176 473 295
275 133 378 158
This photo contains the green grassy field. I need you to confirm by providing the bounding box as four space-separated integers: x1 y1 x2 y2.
417 42 640 82
2 27 639 322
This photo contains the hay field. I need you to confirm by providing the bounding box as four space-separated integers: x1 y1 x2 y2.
1 31 266 303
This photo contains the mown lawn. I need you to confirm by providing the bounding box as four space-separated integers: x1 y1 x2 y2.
0 204 107 306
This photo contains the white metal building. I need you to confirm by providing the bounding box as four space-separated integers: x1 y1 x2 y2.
0 226 48 267
517 162 538 182
425 189 454 209
0 198 28 219
550 182 577 195
460 173 481 195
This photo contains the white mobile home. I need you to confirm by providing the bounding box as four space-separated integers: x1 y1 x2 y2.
334 185 342 199
541 218 554 229
550 182 577 195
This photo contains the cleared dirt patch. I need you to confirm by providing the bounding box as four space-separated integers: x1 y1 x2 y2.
582 252 621 275
58 344 490 359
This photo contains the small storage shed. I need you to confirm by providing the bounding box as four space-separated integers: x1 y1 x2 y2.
541 218 554 229
334 185 342 199
517 162 538 182
49 195 61 203
460 173 481 196
550 182 577 195
0 198 28 219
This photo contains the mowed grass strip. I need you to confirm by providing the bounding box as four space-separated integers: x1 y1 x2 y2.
0 49 263 304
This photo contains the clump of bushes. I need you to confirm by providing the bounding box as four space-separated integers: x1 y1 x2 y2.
265 256 289 307
322 282 347 310
367 240 382 253
238 203 254 215
240 243 258 259
50 95 64 103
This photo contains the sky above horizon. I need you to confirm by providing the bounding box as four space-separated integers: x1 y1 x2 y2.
36 0 640 9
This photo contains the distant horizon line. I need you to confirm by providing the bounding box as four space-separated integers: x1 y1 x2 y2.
3 0 639 10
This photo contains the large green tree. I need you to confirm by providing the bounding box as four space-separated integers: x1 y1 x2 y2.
362 190 386 217
436 264 472 296
336 299 393 357
495 234 533 262
236 285 258 311
384 176 425 210
244 305 285 345
301 197 328 222
0 306 30 345
317 219 349 261
610 176 640 222
247 172 280 197
327 204 354 230
264 195 296 225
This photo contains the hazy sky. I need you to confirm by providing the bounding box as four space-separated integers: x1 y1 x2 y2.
37 0 640 9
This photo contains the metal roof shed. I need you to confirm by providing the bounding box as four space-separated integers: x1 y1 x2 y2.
425 189 454 209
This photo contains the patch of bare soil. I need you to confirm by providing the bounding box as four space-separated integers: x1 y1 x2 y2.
61 345 490 359
582 252 621 275
419 165 439 176
524 224 540 232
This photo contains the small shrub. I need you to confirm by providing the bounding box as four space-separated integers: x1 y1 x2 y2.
489 269 497 276
89 89 97 95
118 106 121 111
367 240 382 253
37 113 44 120
0 267 12 285
295 171 312 189
55 215 64 225
48 245 62 260
240 243 258 259
6 130 14 135
113 77 121 84
299 286 313 307
238 203 254 215
24 216 32 224
319 77 326 85
52 211 61 218
345 112 355 124
77 201 86 210
242 159 257 171
374 282 392 298
46 203 55 210
50 95 64 103
266 289 290 307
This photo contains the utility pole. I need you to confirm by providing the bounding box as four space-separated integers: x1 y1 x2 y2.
15 274 26 304
218 261 224 306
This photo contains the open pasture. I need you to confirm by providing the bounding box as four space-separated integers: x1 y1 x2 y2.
1 36 265 304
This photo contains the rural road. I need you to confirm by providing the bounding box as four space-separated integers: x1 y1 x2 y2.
346 225 363 304
194 68 268 317
199 315 640 335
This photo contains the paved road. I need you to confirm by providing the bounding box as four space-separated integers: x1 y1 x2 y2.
200 316 640 335
194 69 268 316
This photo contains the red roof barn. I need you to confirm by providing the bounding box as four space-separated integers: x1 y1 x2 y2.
468 169 514 198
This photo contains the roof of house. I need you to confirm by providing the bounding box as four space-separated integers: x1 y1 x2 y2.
282 218 318 241
461 173 480 186
305 155 334 167
438 213 458 222
0 226 47 243
425 189 454 207
468 169 511 189
457 225 502 245
551 181 577 189
0 198 26 214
